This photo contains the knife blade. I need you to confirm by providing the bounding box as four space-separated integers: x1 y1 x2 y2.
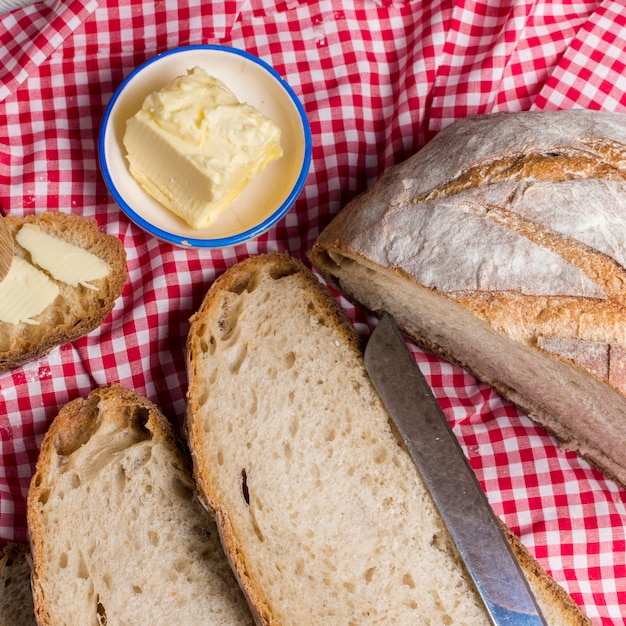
364 313 547 626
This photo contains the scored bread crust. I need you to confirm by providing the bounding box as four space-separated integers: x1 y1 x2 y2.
186 252 590 625
0 212 127 371
310 109 626 487
27 383 254 626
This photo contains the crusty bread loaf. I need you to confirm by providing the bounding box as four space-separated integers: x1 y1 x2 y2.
27 383 254 626
0 212 127 370
0 543 36 626
311 109 626 488
186 252 589 625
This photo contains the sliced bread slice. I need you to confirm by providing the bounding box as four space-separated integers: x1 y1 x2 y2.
1 212 127 370
185 253 590 625
27 383 254 626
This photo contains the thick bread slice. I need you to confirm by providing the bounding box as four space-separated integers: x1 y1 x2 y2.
27 383 254 626
311 109 626 487
186 253 589 625
0 212 127 370
0 543 36 626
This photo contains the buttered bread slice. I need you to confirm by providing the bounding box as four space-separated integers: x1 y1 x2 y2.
0 212 127 370
185 253 589 625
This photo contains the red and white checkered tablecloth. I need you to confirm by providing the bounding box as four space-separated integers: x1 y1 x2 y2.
1 0 626 623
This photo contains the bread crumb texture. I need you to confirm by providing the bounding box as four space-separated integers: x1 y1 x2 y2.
28 384 253 626
187 254 507 625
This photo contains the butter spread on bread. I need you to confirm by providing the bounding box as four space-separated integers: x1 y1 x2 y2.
0 257 59 324
0 224 113 325
186 252 589 625
124 66 283 229
16 223 111 288
27 383 254 626
311 109 626 487
0 212 127 370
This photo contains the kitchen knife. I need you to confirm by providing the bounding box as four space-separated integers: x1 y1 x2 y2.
364 313 547 626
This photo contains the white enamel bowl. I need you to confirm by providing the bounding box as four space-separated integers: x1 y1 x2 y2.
99 45 312 248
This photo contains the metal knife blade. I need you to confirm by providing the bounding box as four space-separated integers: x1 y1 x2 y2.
364 313 547 626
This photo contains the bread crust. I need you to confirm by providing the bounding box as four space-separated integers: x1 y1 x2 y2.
0 213 13 282
186 252 590 625
311 109 626 486
0 212 127 370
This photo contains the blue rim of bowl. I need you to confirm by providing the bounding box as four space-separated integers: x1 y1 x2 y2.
98 44 312 248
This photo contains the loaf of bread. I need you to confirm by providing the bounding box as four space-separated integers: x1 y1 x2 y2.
0 543 36 626
186 252 589 625
0 212 127 370
311 109 626 487
27 383 254 626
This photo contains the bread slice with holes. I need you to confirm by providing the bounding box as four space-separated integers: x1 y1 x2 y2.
311 109 626 487
0 212 127 371
186 252 590 625
0 543 36 626
27 383 254 626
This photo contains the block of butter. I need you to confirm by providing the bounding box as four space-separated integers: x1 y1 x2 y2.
123 67 284 230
